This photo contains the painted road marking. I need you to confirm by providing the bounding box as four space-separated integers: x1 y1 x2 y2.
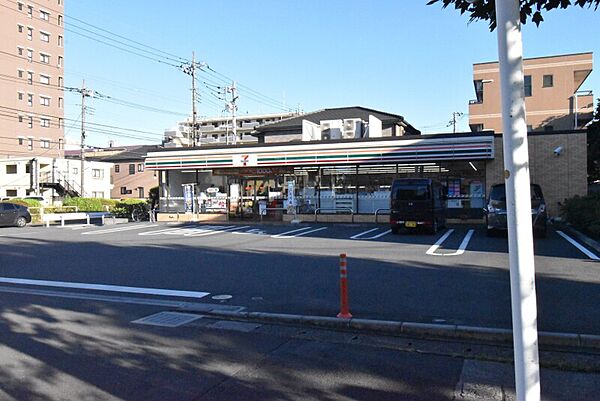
0 277 210 298
138 227 193 236
188 225 250 237
351 228 392 240
556 231 600 261
0 230 46 238
82 224 153 235
233 228 266 235
426 229 475 256
271 226 327 238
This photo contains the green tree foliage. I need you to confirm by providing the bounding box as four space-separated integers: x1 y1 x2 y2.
427 0 599 30
589 100 600 183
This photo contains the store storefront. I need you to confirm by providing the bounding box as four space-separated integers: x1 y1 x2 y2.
145 133 495 220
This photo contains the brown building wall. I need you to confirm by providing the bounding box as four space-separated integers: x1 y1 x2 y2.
0 0 65 159
485 131 587 216
469 53 593 133
111 162 158 199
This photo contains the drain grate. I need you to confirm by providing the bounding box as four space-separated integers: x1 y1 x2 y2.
132 312 204 327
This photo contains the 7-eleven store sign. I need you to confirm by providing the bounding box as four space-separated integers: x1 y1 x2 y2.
233 154 258 167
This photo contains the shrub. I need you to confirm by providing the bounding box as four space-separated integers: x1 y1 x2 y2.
112 198 148 218
560 193 600 239
62 197 105 212
4 198 42 208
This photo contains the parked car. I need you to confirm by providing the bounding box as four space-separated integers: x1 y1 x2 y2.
0 203 32 227
390 178 447 234
484 183 547 238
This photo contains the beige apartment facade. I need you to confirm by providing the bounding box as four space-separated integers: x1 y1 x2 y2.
469 52 594 133
0 0 65 159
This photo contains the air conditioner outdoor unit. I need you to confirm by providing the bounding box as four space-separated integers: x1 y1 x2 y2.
320 120 343 140
342 118 362 139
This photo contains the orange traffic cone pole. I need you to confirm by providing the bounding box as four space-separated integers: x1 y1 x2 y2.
337 253 352 319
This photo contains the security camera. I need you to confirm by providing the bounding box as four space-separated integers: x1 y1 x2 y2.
553 146 563 156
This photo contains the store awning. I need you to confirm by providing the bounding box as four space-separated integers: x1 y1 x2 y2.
145 134 494 171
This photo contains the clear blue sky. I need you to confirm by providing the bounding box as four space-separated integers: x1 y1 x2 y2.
63 1 600 147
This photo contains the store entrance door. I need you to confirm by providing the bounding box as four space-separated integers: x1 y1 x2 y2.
237 178 277 219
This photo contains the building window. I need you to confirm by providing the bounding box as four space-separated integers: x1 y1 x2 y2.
73 167 78 175
58 118 63 128
40 139 50 148
18 137 24 145
27 27 33 40
115 165 120 173
58 97 63 108
18 69 24 78
18 24 24 33
27 5 33 17
27 49 33 62
92 192 104 198
137 163 144 172
27 94 33 106
58 35 63 47
40 31 50 43
58 56 63 67
58 76 63 87
543 74 553 88
40 118 50 128
40 74 50 85
138 187 144 198
27 71 33 84
58 15 63 26
17 2 23 11
39 10 50 21
524 75 532 97
18 116 23 123
27 116 33 128
120 187 127 195
40 53 50 64
6 190 18 197
58 138 63 149
129 164 135 175
92 169 104 179
18 92 24 101
6 165 18 174
17 46 24 56
40 96 50 106
28 138 33 150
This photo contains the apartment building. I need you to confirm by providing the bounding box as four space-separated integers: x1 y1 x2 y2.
469 52 594 132
82 145 160 199
0 0 65 159
163 112 299 147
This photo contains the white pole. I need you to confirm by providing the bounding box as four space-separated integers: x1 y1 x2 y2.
494 2 540 401
574 93 578 129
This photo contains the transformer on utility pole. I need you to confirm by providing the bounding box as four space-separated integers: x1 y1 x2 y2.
447 111 463 133
181 52 206 146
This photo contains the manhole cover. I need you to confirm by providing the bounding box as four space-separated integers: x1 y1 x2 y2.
211 294 233 301
132 312 203 327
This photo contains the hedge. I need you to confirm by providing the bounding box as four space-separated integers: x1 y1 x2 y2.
560 193 600 240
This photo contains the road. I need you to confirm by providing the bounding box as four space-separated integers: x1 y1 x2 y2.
0 222 598 334
1 221 600 400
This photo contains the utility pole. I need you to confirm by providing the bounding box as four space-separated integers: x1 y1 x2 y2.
225 81 238 145
191 51 198 147
495 1 540 401
79 80 93 198
448 112 463 134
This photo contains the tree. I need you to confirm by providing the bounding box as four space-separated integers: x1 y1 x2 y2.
427 0 599 30
589 100 600 183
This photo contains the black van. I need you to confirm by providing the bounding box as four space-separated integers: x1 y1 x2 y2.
390 178 446 234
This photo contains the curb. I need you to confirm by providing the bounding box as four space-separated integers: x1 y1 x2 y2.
554 222 600 256
195 308 600 350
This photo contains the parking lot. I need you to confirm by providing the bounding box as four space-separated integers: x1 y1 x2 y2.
1 221 599 334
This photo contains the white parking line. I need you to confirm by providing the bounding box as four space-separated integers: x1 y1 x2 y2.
82 224 153 235
350 228 379 239
0 230 46 238
0 277 210 298
426 229 475 256
556 231 600 261
233 228 266 235
351 228 392 240
271 226 327 238
188 225 250 237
